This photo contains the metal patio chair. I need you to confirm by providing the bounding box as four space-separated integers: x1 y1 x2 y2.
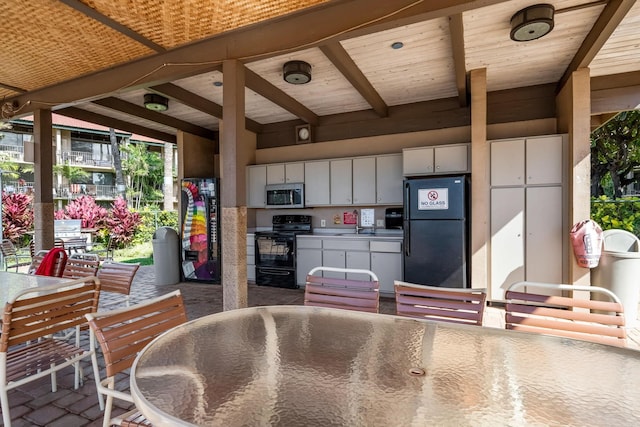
505 281 627 346
0 239 31 272
96 261 141 308
394 280 486 326
304 266 380 313
0 277 101 427
85 290 188 427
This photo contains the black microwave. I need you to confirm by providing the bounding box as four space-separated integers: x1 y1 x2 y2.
265 183 305 209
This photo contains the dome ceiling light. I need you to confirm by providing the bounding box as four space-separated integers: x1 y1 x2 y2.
144 93 169 111
510 4 555 42
283 60 312 84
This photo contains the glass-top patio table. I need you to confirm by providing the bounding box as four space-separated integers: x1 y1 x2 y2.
0 271 70 307
131 305 640 426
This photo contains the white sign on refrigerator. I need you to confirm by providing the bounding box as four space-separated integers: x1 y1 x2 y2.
418 188 449 210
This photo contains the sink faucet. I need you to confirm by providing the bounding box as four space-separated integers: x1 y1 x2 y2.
353 210 363 234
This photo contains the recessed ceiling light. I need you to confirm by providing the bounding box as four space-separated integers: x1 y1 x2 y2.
391 42 404 49
213 81 223 87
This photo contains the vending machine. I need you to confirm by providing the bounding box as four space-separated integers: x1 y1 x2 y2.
180 178 221 283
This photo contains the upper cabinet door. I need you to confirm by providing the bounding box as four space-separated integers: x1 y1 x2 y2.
434 145 468 173
330 159 353 205
266 163 304 184
376 154 403 205
285 162 305 183
247 165 267 208
352 157 376 205
403 147 434 176
526 135 563 185
266 164 285 184
304 160 330 206
491 139 525 186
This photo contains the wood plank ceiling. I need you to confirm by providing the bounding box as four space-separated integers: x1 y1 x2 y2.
1 0 639 143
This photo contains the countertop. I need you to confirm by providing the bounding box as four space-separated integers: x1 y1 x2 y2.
300 229 403 239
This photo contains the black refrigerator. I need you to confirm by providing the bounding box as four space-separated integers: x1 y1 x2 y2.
403 175 469 288
180 178 221 283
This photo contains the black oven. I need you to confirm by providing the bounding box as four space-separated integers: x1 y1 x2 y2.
255 215 312 289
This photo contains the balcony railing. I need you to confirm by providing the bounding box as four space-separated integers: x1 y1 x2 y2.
54 184 118 200
0 144 25 162
2 181 34 194
58 150 113 168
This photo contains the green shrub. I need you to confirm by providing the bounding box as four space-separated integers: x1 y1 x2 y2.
131 207 178 246
591 196 640 236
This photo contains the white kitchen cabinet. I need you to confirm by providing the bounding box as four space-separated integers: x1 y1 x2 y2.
491 135 563 186
246 165 267 208
403 147 434 175
322 250 371 280
370 240 403 295
296 237 323 287
330 159 353 205
403 144 469 176
304 160 330 206
322 238 371 280
490 188 525 300
376 154 403 205
352 157 376 205
526 135 563 185
434 144 469 173
296 248 322 287
525 186 563 284
489 134 566 301
266 162 305 184
491 139 524 186
247 234 256 283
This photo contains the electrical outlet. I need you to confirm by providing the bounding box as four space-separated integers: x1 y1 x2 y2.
321 219 326 227
377 219 384 227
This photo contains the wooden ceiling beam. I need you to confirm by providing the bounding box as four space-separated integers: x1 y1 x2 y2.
319 42 388 117
244 68 319 126
448 13 468 108
57 107 177 143
557 0 636 92
6 0 509 117
92 97 215 139
57 0 166 52
149 83 263 134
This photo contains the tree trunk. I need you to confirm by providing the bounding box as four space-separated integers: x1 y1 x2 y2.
109 129 126 201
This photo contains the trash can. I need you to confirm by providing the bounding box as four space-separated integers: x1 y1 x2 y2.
152 227 180 286
591 229 640 327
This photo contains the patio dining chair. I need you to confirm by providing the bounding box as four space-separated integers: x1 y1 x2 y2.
85 290 188 427
394 280 486 326
96 261 141 308
304 266 380 313
504 281 627 346
62 253 100 279
28 248 68 277
0 239 31 272
0 276 101 427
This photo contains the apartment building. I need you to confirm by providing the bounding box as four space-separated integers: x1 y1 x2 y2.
0 114 175 208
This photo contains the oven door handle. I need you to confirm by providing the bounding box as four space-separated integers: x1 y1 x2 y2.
257 268 292 276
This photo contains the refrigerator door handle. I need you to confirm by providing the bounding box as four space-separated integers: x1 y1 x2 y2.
404 221 410 257
403 181 410 257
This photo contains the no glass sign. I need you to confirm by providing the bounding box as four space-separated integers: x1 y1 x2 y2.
418 188 449 210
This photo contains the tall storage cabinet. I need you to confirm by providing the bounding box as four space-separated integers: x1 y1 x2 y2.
489 135 566 300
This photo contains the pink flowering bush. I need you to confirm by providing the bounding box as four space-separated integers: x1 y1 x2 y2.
104 197 142 246
54 195 107 229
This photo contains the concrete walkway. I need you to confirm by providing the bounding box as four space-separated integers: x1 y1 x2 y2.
1 265 638 426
